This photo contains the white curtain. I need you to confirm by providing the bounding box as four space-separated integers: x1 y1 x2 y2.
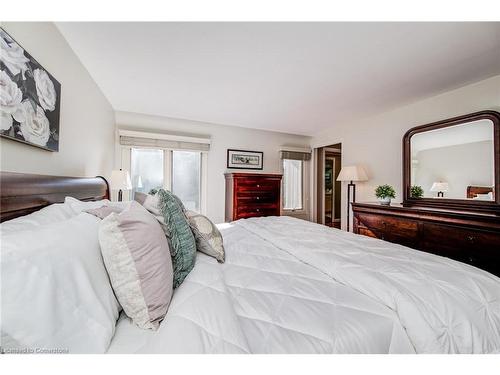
283 159 303 210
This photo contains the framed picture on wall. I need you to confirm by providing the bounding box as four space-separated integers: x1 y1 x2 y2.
0 27 61 152
227 149 263 170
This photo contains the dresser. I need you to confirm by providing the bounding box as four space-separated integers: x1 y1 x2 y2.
225 173 282 222
352 202 500 276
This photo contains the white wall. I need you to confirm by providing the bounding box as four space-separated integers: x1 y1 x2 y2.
311 75 500 230
0 22 115 178
115 111 311 223
414 141 494 199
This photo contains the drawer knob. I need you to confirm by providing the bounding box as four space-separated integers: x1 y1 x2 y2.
256 197 260 200
467 235 475 243
257 184 260 188
256 208 260 212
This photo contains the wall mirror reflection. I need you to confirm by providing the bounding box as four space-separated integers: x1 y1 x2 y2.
403 110 500 213
410 119 495 201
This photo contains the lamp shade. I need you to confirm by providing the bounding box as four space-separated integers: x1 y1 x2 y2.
336 165 368 182
136 175 143 189
110 169 132 190
430 182 449 192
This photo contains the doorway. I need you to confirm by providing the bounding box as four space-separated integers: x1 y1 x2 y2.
316 143 342 228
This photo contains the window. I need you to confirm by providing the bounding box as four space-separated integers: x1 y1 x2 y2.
128 148 204 213
131 148 164 197
172 151 201 212
283 159 303 210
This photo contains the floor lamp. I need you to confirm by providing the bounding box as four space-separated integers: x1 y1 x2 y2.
336 165 368 232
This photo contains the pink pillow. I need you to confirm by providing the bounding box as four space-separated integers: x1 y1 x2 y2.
98 201 173 330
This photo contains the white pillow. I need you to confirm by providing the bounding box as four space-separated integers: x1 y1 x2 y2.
1 213 120 353
65 197 131 215
0 198 118 234
474 192 494 201
64 196 111 214
0 203 75 233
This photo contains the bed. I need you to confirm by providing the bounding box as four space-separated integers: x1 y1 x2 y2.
1 172 500 354
467 185 495 200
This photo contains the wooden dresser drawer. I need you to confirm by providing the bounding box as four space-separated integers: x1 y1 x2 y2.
236 191 278 204
358 227 377 238
356 212 419 245
423 223 498 251
422 223 499 272
235 206 278 219
235 178 280 192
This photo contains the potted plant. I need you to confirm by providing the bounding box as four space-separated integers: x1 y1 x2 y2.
375 184 396 205
410 185 424 198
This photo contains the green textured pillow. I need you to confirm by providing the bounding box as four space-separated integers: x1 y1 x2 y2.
157 189 196 288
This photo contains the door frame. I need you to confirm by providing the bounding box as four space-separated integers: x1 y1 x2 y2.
314 145 342 225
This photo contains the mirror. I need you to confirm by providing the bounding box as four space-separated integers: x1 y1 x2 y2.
403 111 500 212
411 119 494 200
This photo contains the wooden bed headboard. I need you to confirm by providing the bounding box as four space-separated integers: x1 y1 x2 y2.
0 172 109 222
466 186 494 199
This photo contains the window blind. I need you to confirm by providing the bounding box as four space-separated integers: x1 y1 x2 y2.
280 150 311 161
119 130 210 152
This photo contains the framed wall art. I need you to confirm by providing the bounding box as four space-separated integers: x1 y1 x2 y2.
227 149 263 170
0 27 61 152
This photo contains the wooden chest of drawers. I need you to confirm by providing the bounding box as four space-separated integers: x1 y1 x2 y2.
225 173 282 222
352 202 500 277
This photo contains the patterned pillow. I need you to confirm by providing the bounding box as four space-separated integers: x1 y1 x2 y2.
186 210 225 263
148 189 185 210
157 189 197 288
135 192 170 238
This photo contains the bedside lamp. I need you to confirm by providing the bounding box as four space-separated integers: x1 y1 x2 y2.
337 165 368 232
136 175 143 191
430 182 449 198
110 169 132 202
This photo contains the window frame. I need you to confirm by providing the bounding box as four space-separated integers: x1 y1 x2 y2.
121 145 208 215
281 157 307 215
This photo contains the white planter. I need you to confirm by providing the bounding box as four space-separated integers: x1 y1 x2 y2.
378 197 391 205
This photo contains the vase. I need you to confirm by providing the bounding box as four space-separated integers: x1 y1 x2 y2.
378 197 391 205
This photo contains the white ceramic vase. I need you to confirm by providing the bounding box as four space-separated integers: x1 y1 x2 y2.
378 197 391 205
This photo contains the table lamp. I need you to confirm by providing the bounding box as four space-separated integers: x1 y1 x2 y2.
430 182 449 198
110 169 132 201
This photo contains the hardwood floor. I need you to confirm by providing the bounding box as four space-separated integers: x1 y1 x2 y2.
326 221 341 229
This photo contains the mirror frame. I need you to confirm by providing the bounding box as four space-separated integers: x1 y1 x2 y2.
403 110 500 214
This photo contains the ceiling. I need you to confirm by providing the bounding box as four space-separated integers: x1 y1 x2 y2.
56 22 500 136
411 119 494 155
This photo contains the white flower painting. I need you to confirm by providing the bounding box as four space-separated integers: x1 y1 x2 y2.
0 27 61 151
14 101 50 147
34 69 57 111
0 70 22 130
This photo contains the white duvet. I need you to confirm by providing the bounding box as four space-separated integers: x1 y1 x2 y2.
108 216 500 354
